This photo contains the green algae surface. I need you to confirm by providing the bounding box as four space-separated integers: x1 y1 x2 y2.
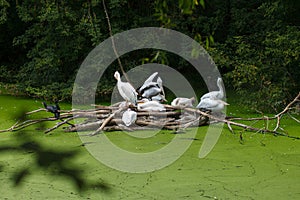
0 95 299 199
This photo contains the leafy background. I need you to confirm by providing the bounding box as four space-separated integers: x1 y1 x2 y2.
0 0 299 112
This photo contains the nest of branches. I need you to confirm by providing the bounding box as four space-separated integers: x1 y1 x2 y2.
1 92 299 140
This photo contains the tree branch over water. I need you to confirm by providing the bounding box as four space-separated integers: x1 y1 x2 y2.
1 92 299 139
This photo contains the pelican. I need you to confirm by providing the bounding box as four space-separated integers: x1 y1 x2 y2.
156 77 165 99
139 83 161 100
122 109 137 126
151 94 167 102
137 72 157 93
43 100 60 119
137 100 165 112
142 72 158 87
171 97 195 107
117 101 128 108
196 98 229 112
114 71 137 106
137 72 166 101
201 77 224 100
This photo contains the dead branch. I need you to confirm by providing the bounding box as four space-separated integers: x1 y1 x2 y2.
273 92 300 131
102 0 132 85
227 116 276 121
0 117 58 133
183 107 300 139
276 92 300 117
26 108 46 114
1 93 299 140
44 116 77 134
288 113 300 123
89 106 127 136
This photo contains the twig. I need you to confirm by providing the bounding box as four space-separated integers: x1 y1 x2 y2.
183 107 300 139
137 111 181 117
102 0 132 85
288 113 300 123
44 116 77 134
227 122 234 134
26 108 46 114
275 92 300 117
274 92 300 131
89 106 126 136
1 93 300 140
0 121 18 133
0 118 58 133
228 116 276 121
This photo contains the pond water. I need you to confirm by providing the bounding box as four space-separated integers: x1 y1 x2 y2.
0 95 299 199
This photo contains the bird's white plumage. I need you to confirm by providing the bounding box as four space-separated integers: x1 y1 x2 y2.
171 97 195 107
122 109 137 126
201 77 224 100
196 98 229 112
156 77 165 97
114 71 137 105
141 85 161 99
143 72 158 87
117 101 128 108
137 100 165 112
151 94 166 102
138 72 159 93
137 72 167 101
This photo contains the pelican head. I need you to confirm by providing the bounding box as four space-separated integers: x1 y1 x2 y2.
217 77 223 87
114 71 121 81
190 97 195 104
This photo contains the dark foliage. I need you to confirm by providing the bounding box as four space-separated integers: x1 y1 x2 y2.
0 0 299 111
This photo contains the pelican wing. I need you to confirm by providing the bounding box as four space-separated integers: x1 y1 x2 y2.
119 83 137 104
152 94 164 102
122 109 137 126
138 101 165 111
138 72 158 93
157 77 165 97
144 72 158 85
139 82 158 94
171 98 179 106
196 98 218 109
141 85 161 99
200 91 219 100
201 78 224 100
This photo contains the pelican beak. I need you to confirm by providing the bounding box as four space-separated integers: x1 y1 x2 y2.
220 100 229 105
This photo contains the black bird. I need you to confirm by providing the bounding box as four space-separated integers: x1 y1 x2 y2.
42 100 60 119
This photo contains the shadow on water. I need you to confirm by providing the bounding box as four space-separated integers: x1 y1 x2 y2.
0 109 110 193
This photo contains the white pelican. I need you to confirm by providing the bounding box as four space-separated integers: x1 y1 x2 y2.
151 94 167 102
137 72 158 93
201 77 224 100
196 98 229 112
122 109 137 126
143 72 158 86
139 83 161 100
171 97 195 107
114 71 137 106
117 101 128 108
137 100 165 112
157 77 165 98
137 72 158 92
137 72 166 101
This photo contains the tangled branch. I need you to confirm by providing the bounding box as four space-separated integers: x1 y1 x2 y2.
0 92 299 140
